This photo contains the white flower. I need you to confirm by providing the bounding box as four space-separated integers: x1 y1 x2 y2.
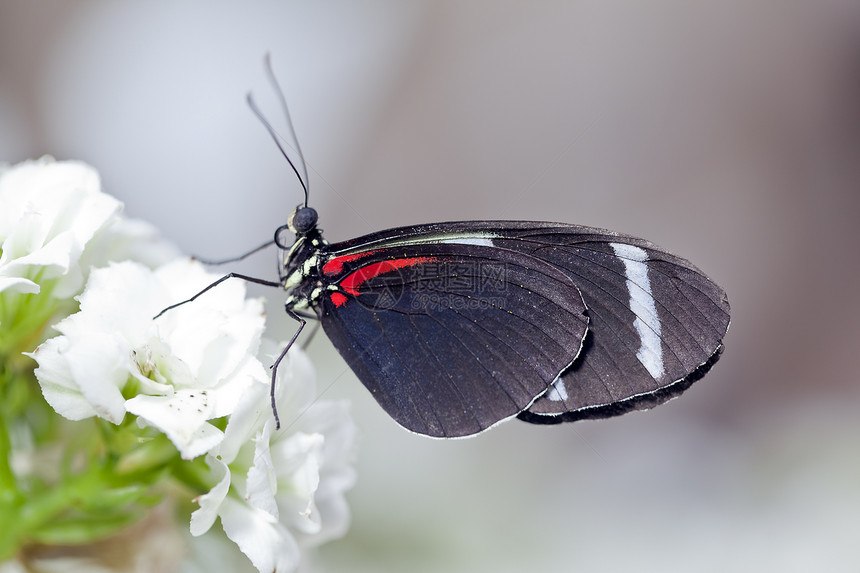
0 157 121 300
0 158 179 357
190 345 356 573
28 259 268 459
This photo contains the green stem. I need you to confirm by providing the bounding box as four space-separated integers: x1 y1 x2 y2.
0 368 22 559
0 366 21 495
0 408 16 494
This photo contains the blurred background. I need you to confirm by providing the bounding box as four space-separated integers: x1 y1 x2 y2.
2 1 860 571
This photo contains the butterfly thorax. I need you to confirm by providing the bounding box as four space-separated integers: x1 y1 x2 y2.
281 227 328 312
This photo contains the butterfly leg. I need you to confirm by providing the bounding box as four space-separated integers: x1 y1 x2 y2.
269 308 307 429
153 272 282 319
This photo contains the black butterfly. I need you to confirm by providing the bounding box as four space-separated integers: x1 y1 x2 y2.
158 59 730 438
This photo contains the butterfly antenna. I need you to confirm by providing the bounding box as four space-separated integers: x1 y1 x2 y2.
264 54 310 207
246 88 308 207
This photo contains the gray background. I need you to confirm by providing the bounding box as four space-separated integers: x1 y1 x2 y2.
2 2 859 571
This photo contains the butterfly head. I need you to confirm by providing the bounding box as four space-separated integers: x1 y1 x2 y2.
288 206 318 234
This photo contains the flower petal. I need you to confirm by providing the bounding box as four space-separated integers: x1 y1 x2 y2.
0 276 39 296
81 217 181 271
219 497 300 573
29 331 129 423
27 337 101 421
272 432 324 535
126 390 222 459
245 420 278 520
190 456 231 536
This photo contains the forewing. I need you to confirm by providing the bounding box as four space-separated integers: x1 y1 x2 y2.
316 242 589 438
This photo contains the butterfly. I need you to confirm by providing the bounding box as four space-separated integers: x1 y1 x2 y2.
158 57 730 438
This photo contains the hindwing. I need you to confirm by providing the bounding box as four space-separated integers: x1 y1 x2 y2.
481 223 730 422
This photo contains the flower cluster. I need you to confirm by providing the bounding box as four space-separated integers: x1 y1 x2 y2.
0 158 355 572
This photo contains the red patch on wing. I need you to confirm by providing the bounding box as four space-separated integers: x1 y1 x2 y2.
329 292 348 307
322 251 377 276
339 257 436 296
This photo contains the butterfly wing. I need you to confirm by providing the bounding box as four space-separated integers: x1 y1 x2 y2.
482 223 730 423
316 241 589 438
320 221 730 430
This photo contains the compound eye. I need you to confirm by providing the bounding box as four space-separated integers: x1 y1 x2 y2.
289 207 318 234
